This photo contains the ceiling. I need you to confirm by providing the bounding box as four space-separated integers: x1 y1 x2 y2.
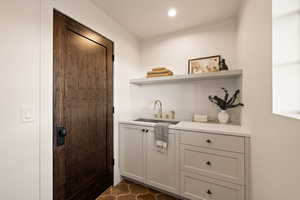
92 0 241 40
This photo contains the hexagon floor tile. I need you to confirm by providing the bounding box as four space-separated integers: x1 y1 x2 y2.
96 180 179 200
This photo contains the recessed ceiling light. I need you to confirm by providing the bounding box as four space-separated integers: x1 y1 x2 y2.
168 8 177 17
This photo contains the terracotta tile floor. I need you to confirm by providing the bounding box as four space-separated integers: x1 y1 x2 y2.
96 180 179 200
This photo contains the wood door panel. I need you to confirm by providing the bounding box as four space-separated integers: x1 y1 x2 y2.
54 10 113 200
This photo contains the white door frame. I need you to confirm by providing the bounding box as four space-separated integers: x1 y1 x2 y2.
40 0 54 199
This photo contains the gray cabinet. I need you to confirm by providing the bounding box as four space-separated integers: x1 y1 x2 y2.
180 144 245 185
119 124 146 183
146 129 179 194
119 122 250 200
181 172 244 200
179 130 250 200
119 123 179 194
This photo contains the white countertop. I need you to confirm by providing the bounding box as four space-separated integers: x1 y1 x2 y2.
119 120 251 137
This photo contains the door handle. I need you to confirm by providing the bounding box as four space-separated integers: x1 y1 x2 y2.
57 126 67 146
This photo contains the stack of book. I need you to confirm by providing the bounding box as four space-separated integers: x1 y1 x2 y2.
146 67 173 78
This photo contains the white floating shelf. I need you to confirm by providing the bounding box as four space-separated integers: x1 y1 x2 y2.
130 69 243 86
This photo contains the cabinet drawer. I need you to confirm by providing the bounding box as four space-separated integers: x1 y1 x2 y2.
181 172 244 200
181 144 244 184
180 131 244 153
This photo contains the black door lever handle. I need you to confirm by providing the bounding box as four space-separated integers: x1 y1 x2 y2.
57 126 67 146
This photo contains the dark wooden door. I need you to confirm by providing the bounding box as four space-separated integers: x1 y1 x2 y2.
53 10 114 200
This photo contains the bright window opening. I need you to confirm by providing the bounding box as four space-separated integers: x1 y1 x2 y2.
273 0 300 119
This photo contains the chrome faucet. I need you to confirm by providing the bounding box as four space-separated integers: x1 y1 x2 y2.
153 100 163 118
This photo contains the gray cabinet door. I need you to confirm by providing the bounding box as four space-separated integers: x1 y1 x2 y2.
119 124 146 183
146 130 179 194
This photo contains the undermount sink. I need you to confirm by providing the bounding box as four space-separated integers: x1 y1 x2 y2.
134 118 180 125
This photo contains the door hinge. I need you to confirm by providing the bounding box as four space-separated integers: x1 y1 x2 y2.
113 106 115 114
112 158 115 166
112 54 115 62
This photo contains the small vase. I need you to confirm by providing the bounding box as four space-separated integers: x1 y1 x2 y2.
218 110 230 124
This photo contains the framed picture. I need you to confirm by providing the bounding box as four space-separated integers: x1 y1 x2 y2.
188 55 221 74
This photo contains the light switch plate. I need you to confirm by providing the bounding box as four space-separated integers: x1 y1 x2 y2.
21 105 34 123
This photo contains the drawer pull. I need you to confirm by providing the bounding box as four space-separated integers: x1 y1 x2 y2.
145 129 149 133
206 161 212 166
142 129 145 132
206 190 213 195
206 139 212 144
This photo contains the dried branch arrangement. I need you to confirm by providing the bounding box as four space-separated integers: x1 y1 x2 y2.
209 88 244 110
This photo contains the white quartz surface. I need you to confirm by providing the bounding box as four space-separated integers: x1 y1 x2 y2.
119 120 251 137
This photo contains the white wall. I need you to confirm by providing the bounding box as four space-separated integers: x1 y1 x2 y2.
1 0 141 199
141 18 238 74
0 1 40 199
237 0 300 199
130 79 241 123
134 18 242 123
